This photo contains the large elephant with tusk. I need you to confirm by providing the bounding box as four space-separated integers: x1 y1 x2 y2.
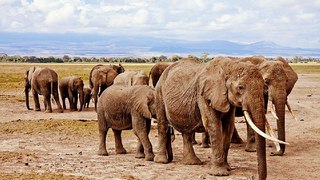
231 56 298 156
154 57 287 180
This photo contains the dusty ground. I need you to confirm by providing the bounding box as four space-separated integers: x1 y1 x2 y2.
0 73 319 180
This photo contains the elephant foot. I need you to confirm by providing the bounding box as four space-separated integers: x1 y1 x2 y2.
98 149 108 156
116 148 127 154
154 154 169 164
145 153 155 161
271 149 284 156
45 109 53 113
135 152 145 159
181 155 202 165
211 163 230 176
35 108 41 111
245 142 256 152
57 109 63 113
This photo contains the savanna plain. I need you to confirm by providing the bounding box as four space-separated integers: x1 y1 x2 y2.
0 62 319 179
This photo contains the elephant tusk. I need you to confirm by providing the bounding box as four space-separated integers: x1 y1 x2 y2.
271 104 279 120
265 119 281 151
243 111 289 145
286 101 298 121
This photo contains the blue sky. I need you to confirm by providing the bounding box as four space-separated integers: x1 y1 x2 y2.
1 0 320 48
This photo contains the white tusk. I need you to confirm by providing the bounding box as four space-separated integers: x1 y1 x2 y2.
271 104 279 120
265 119 281 151
244 111 289 145
286 101 298 121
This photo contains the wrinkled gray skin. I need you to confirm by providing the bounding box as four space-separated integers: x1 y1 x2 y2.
59 76 84 111
231 56 298 156
89 65 123 111
114 70 149 86
97 85 156 161
149 62 172 87
83 88 91 109
154 57 268 179
24 67 63 113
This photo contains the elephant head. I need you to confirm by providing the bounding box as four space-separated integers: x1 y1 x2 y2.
91 67 118 111
240 56 297 156
112 64 125 74
131 71 149 86
24 66 36 110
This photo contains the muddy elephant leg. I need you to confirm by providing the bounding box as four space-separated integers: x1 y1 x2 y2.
33 90 41 111
231 126 244 144
245 123 256 152
112 129 127 154
181 132 202 165
53 88 63 113
132 117 154 161
135 139 144 158
201 132 210 148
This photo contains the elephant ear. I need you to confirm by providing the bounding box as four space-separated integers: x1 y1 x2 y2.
27 66 36 83
199 63 230 113
68 78 75 91
132 91 152 119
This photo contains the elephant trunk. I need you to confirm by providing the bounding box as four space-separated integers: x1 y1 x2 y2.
244 91 267 180
273 94 287 155
78 89 84 111
25 87 32 110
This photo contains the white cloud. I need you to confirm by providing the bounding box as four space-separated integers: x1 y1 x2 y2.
0 0 319 48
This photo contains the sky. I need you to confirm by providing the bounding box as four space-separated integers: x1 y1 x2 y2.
0 0 320 48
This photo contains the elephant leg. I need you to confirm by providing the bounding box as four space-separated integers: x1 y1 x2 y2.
154 98 170 164
201 132 210 148
135 139 145 158
207 115 230 176
113 129 127 154
33 90 41 111
132 117 154 161
245 122 256 152
98 127 109 156
231 126 244 144
53 89 63 113
62 96 67 110
181 132 202 165
74 92 78 111
191 132 198 145
44 94 52 113
221 109 236 171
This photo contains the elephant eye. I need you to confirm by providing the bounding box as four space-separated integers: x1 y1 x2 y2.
237 85 245 94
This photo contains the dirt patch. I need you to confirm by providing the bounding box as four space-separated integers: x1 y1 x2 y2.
1 74 320 179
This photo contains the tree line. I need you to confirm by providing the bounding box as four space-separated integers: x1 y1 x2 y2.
0 54 319 63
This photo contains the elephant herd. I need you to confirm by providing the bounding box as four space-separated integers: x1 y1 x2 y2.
24 56 298 180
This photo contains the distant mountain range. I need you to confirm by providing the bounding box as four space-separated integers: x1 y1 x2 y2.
0 32 319 57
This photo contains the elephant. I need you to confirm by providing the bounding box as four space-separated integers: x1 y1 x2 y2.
231 56 298 156
149 62 172 87
83 88 91 109
59 76 84 111
24 67 63 113
114 70 149 86
89 65 122 111
97 85 156 161
154 57 287 179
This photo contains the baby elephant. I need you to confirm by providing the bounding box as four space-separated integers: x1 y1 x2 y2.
97 85 156 161
83 88 92 109
59 76 84 111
